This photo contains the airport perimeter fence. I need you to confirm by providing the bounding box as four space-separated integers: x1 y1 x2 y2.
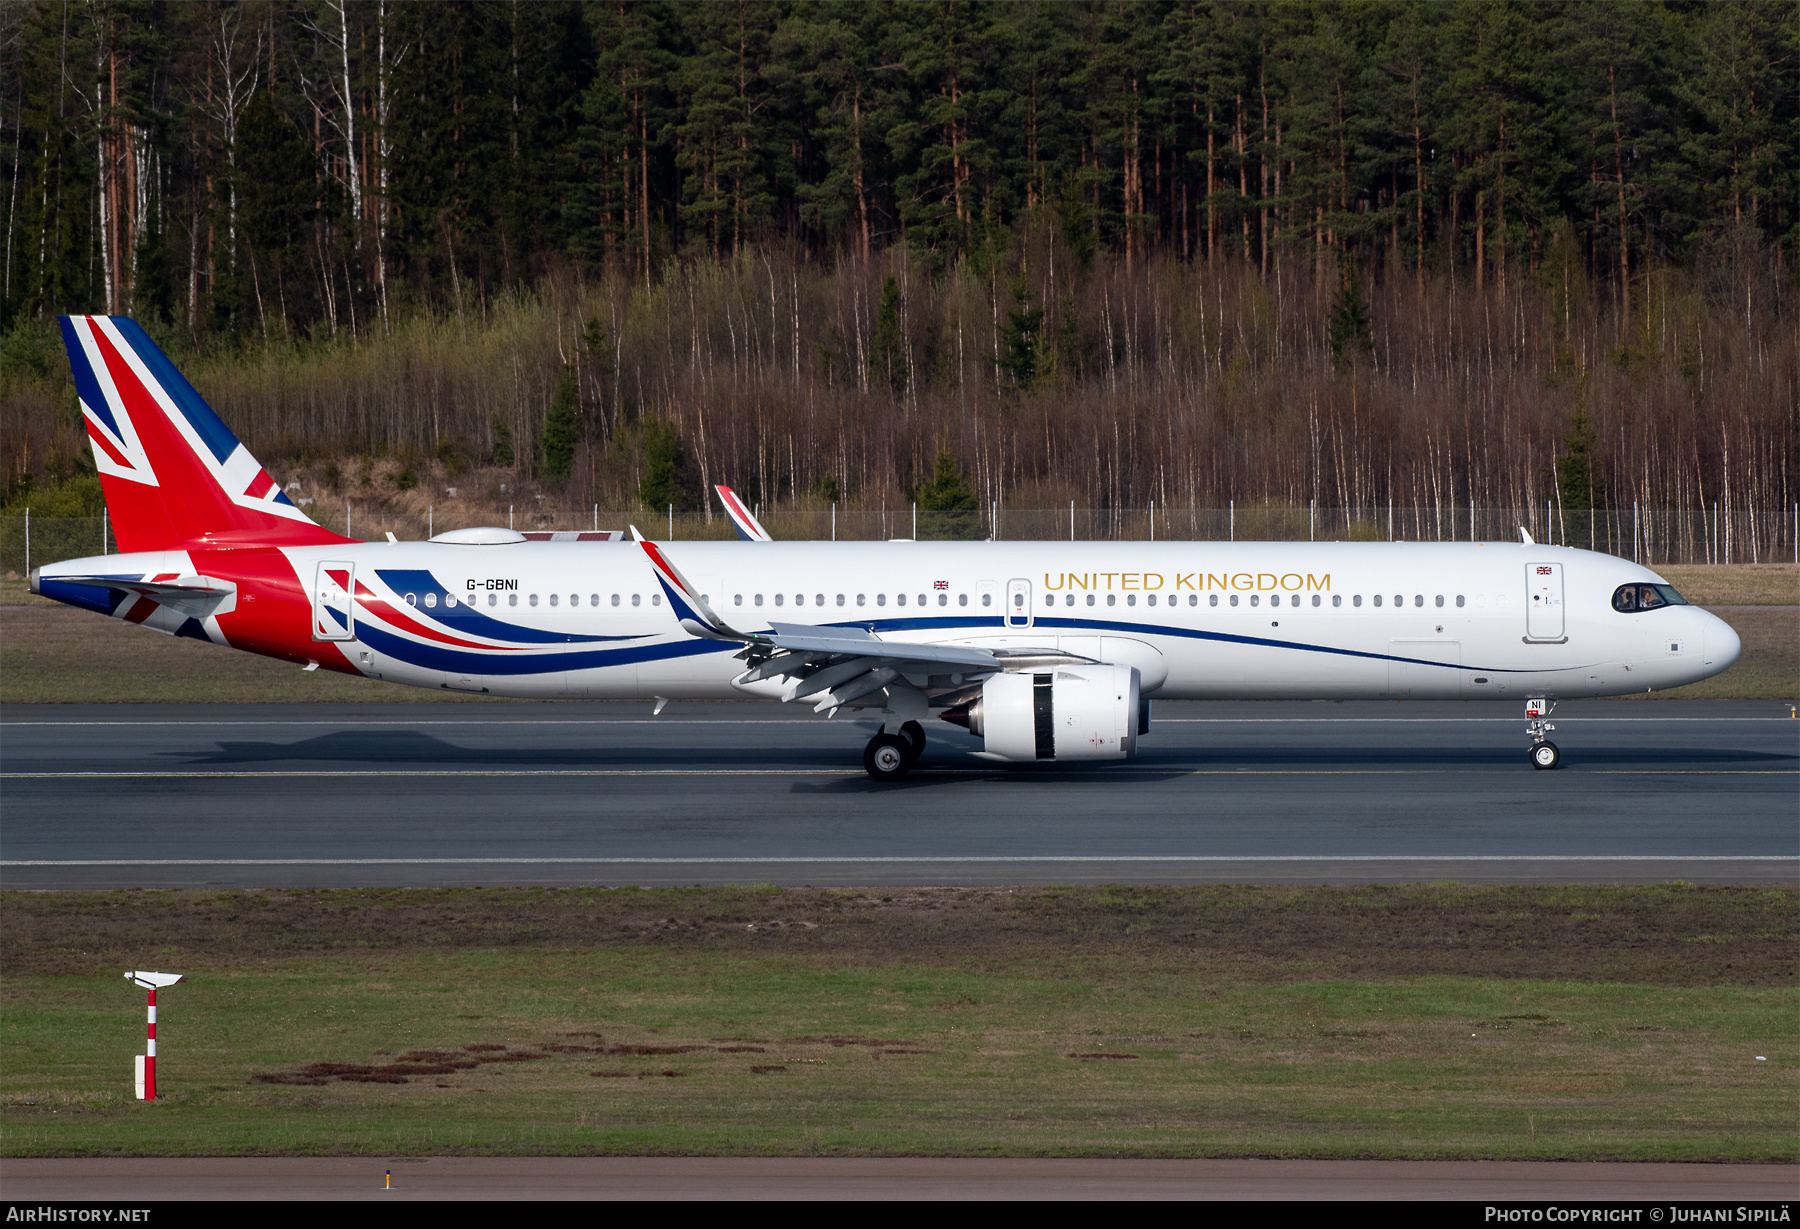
5 504 1797 577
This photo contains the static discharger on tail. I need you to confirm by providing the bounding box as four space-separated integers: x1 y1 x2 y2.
33 316 1741 779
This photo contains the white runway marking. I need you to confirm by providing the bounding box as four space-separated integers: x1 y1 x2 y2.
4 769 1791 780
2 716 1791 727
5 855 1789 867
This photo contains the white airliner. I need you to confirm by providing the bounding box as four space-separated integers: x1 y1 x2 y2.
34 315 1741 778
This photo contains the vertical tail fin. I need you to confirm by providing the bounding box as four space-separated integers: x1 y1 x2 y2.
58 315 348 552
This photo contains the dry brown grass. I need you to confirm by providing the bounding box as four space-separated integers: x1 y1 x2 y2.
4 884 1792 987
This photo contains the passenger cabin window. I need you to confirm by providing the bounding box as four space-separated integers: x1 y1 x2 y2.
1612 583 1688 613
734 594 743 606
1107 594 1117 607
1208 594 1217 607
1087 594 1096 606
1250 594 1259 607
1146 594 1156 606
531 594 540 607
651 594 661 606
1312 595 1321 607
857 594 866 606
958 593 967 607
509 593 518 606
1127 595 1137 606
1332 595 1342 607
838 594 847 606
590 594 599 606
549 594 559 607
1229 594 1238 607
406 593 417 606
917 594 926 606
425 592 438 608
489 594 498 607
1066 594 1075 606
981 594 992 607
630 594 640 607
1456 595 1465 607
1435 594 1445 607
877 594 886 606
1372 595 1382 607
897 594 906 607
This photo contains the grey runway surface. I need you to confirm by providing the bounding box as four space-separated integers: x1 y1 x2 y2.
4 1157 1797 1202
1 699 1794 889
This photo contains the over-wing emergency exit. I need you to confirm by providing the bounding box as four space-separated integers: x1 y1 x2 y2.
34 316 1740 779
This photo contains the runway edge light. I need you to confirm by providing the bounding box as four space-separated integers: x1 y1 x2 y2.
126 970 183 1100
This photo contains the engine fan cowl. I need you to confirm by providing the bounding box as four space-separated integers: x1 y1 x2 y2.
943 664 1140 762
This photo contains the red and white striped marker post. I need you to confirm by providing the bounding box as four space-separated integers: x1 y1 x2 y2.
125 971 183 1100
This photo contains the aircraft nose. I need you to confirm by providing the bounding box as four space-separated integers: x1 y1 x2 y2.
1704 612 1741 671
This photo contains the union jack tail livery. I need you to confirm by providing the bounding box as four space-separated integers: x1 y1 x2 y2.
59 315 347 552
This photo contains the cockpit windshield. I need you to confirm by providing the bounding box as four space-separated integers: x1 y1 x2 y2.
1611 583 1689 613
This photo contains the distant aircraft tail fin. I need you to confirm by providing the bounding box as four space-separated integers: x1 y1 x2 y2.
714 485 773 541
58 315 349 553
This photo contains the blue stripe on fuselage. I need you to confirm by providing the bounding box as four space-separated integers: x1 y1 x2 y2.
374 569 641 644
355 621 733 675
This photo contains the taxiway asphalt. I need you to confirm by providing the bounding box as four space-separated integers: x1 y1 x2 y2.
1 699 1793 888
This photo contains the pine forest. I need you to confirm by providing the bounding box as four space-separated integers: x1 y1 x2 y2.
0 1 1795 558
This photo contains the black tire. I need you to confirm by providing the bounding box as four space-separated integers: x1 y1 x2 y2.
1530 741 1562 770
864 733 913 781
899 720 926 761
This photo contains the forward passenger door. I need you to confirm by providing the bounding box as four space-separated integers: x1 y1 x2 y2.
1525 563 1565 641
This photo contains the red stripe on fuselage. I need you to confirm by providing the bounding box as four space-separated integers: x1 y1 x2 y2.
350 583 524 651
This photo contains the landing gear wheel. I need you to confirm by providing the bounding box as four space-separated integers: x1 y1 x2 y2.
899 720 926 761
864 733 913 781
1530 741 1562 770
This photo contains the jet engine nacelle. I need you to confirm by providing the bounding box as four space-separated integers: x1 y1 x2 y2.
943 664 1140 762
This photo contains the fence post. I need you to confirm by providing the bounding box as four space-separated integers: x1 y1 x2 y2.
1388 499 1393 542
1230 500 1235 542
669 504 674 539
23 507 28 576
428 506 433 539
348 503 353 540
1633 502 1639 563
912 502 917 540
1150 500 1155 543
832 503 837 542
594 505 598 531
1470 499 1475 543
1070 501 1075 542
103 506 109 555
1309 499 1314 542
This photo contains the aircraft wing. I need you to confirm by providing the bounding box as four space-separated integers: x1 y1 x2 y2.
635 535 1000 711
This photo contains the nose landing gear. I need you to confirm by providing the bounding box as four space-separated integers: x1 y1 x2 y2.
1525 698 1560 769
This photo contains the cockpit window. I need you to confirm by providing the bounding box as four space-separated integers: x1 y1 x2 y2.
1612 583 1689 613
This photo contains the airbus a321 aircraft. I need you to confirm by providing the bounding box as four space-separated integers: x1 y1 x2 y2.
35 315 1740 779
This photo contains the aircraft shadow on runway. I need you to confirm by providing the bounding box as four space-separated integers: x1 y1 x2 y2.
164 730 862 770
162 728 1796 776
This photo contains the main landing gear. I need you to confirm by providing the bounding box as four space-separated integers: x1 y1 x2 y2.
1525 698 1561 770
863 721 928 782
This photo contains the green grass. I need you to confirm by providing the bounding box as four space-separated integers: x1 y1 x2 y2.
3 885 1794 1160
